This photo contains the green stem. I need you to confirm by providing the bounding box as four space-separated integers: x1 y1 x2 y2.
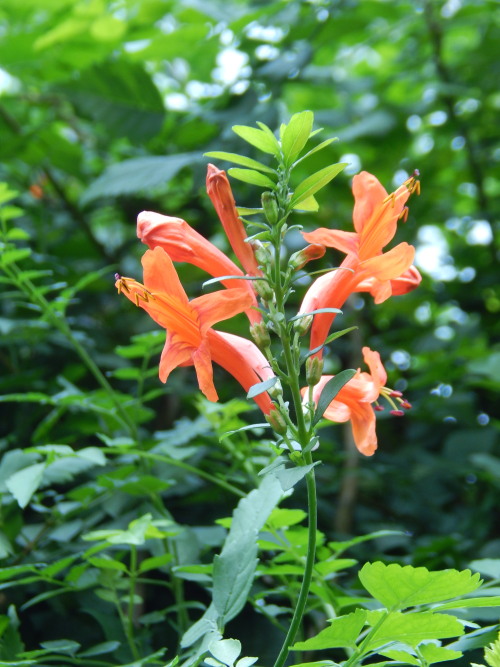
128 545 138 646
273 452 317 667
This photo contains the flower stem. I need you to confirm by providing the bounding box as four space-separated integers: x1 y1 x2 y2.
273 452 317 667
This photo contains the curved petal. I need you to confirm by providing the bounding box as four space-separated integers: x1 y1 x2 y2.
206 164 262 277
159 332 192 383
349 401 378 456
302 228 359 255
192 339 218 401
359 242 415 282
362 347 387 388
389 265 422 295
207 330 274 414
352 172 388 235
191 287 254 334
142 246 187 303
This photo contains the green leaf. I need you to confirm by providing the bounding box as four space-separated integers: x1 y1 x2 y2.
40 639 81 655
56 61 165 142
296 137 338 164
228 168 276 188
365 611 464 649
359 562 482 610
291 609 367 650
88 557 128 572
312 370 356 426
419 644 463 664
433 596 500 611
290 163 347 208
82 152 201 203
77 641 121 657
5 463 46 508
0 248 32 267
212 474 283 624
232 125 280 155
281 111 314 166
247 376 278 399
266 508 307 529
208 639 242 667
380 649 419 665
204 152 275 174
139 553 173 573
292 195 319 211
291 308 342 321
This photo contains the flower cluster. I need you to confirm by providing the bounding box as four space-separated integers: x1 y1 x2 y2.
117 163 420 455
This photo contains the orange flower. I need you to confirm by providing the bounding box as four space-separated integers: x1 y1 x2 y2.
137 166 262 324
300 171 420 352
206 163 262 277
116 246 273 412
305 347 388 456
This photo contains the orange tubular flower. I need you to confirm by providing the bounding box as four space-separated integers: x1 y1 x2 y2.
116 246 273 412
137 166 262 325
206 163 262 278
300 171 421 353
305 347 388 456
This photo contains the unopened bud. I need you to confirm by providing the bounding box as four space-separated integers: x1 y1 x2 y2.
254 278 275 302
250 321 271 350
251 240 272 268
289 244 326 271
261 191 279 225
268 379 283 400
294 314 313 336
305 356 324 387
266 408 288 436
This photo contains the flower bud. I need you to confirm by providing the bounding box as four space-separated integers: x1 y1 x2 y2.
294 314 313 336
305 356 324 387
265 408 288 436
268 378 283 400
250 321 271 350
289 244 326 271
250 241 272 268
254 278 275 302
261 191 279 225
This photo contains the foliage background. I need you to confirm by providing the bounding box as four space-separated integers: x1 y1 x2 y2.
0 0 499 662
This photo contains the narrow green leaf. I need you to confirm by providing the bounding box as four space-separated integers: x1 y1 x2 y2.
0 248 32 267
228 168 276 188
88 557 128 572
433 596 500 611
295 138 338 165
78 641 121 658
305 327 359 358
247 376 278 399
380 649 419 665
232 125 280 155
281 111 314 166
290 163 347 207
204 152 275 174
202 275 260 288
359 562 482 610
312 370 356 426
291 609 367 650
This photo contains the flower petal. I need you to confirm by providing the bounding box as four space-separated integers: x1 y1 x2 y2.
361 347 387 388
359 242 415 282
207 330 274 413
206 164 262 277
191 288 254 333
302 228 359 255
352 171 388 235
142 246 187 304
159 332 192 383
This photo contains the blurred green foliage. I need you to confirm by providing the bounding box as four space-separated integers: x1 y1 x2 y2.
0 0 499 663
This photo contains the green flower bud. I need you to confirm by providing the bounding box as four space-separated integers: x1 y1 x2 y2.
254 278 275 302
251 240 272 268
265 408 288 436
268 378 283 400
261 191 279 225
305 356 324 387
250 321 271 350
294 314 313 336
